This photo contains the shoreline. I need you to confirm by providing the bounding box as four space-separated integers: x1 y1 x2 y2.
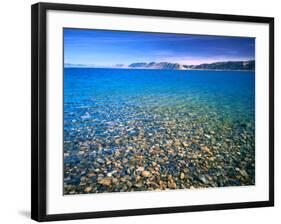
64 67 255 72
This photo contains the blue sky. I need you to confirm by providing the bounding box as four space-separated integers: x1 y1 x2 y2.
64 28 255 67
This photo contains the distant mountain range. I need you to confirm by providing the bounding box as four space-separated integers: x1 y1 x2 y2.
127 60 255 71
65 60 255 71
129 62 183 70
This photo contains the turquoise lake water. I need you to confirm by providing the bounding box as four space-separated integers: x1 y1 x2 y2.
63 68 255 194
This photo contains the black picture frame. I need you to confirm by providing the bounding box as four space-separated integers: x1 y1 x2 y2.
31 2 274 222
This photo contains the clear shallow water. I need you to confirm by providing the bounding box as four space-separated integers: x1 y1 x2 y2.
64 68 255 194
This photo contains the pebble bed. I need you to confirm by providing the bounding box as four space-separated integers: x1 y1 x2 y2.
64 94 255 194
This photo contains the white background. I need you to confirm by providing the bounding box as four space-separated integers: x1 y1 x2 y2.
0 0 279 223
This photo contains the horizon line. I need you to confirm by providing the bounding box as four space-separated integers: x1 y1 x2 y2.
64 59 255 68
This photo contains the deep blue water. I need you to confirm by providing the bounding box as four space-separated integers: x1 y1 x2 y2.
64 68 255 136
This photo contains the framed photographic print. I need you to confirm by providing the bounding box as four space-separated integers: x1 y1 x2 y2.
31 2 274 222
